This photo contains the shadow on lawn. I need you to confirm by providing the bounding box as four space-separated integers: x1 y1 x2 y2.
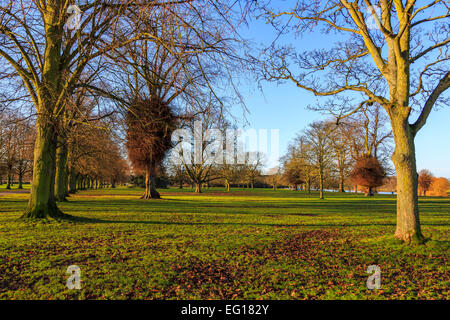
64 214 403 228
63 214 450 227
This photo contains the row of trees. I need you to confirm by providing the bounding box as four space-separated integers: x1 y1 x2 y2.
1 1 448 244
418 170 450 197
0 1 248 217
0 102 129 196
0 112 34 188
282 104 393 198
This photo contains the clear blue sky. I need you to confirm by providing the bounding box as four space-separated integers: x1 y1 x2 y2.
231 15 450 178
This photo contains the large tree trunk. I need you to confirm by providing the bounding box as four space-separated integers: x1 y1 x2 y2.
141 166 160 199
22 119 63 219
225 179 230 192
365 187 374 197
339 171 345 193
194 182 202 193
391 115 424 244
54 139 68 202
18 172 23 189
22 1 65 219
68 171 77 194
179 174 183 189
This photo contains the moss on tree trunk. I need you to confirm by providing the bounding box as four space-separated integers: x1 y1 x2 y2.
18 173 23 189
68 171 76 194
21 119 64 219
54 139 68 202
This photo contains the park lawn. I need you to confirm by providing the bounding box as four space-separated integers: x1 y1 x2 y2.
0 184 31 191
0 187 448 300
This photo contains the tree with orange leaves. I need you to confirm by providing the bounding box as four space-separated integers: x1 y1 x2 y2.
429 178 449 197
418 170 434 196
350 155 385 196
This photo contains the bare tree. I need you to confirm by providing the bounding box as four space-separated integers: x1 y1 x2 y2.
330 124 353 192
171 97 225 193
0 0 141 218
243 151 265 189
303 122 335 199
259 1 449 242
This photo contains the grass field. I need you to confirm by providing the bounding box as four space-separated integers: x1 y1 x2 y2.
0 186 448 300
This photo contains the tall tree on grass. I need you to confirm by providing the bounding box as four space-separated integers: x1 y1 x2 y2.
0 0 214 218
15 120 34 189
418 169 434 196
330 124 353 192
126 97 177 199
303 121 335 199
172 97 226 194
283 157 305 190
0 0 141 218
259 0 449 243
243 152 265 189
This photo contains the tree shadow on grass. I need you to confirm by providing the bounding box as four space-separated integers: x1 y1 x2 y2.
63 215 402 228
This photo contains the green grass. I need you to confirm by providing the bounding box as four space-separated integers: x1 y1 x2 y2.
0 183 31 191
0 186 448 300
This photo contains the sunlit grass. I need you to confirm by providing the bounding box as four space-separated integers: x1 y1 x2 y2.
0 187 448 300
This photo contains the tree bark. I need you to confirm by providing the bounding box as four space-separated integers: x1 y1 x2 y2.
54 139 68 201
22 0 66 219
319 170 324 200
6 165 12 189
68 171 77 194
194 182 202 193
365 187 374 197
141 166 160 199
390 115 425 244
22 118 63 219
339 173 345 193
18 172 23 189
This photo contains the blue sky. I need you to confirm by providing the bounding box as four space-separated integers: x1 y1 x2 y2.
231 12 450 178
